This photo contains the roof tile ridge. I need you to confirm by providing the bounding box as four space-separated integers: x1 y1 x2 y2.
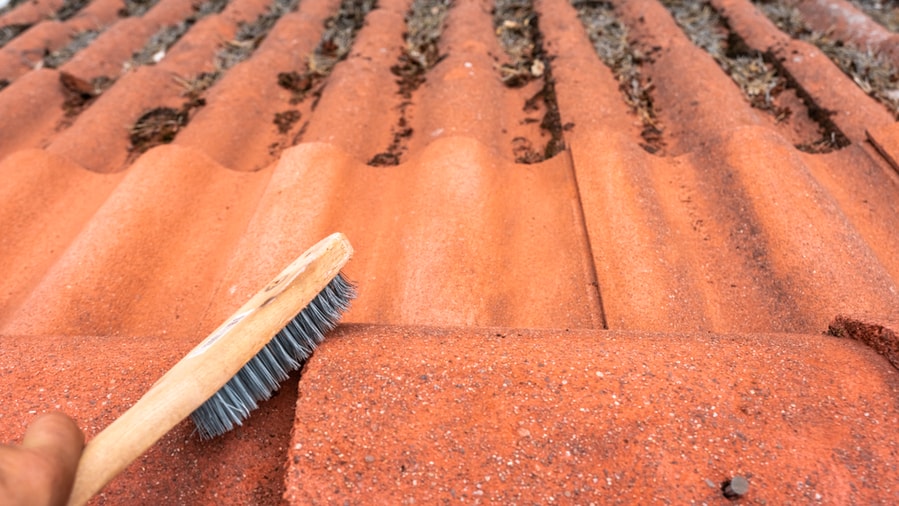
721 124 899 324
61 0 201 80
0 0 125 81
190 140 360 335
46 0 274 173
711 0 895 142
0 0 65 27
172 0 340 171
1 142 270 338
0 69 69 161
0 147 124 326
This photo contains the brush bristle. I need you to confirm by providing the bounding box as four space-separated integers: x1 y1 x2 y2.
190 273 355 439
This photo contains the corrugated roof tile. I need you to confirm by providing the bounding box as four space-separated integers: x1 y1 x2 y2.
199 139 603 331
287 324 899 504
1 0 899 503
2 145 268 337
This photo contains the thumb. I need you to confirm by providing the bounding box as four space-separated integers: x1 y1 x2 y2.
19 412 85 505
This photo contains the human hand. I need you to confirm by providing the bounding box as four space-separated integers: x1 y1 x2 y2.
0 412 85 506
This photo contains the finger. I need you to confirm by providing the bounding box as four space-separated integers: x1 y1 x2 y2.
20 412 85 505
21 412 85 467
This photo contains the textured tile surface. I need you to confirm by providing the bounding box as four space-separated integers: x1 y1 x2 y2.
1 0 899 502
287 324 899 505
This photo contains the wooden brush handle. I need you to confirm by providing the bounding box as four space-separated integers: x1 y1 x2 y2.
67 233 354 506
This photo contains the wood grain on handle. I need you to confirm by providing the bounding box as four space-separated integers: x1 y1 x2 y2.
67 232 354 506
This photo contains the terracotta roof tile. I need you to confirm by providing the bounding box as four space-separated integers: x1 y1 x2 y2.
0 0 123 80
173 0 342 171
0 333 297 503
794 0 899 68
287 324 899 504
199 140 604 330
2 145 267 337
1 0 899 502
62 0 200 79
0 0 66 26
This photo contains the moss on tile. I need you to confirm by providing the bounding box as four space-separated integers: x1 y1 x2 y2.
661 0 786 113
131 21 195 67
369 0 452 166
755 0 899 120
0 23 30 49
129 107 191 153
215 0 299 71
58 73 113 126
277 0 377 105
273 109 301 134
493 0 541 87
309 0 377 75
43 30 100 69
493 0 566 163
54 0 91 21
847 0 899 32
131 0 229 67
570 0 663 154
119 0 161 17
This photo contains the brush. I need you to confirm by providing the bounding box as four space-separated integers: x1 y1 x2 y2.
66 232 355 506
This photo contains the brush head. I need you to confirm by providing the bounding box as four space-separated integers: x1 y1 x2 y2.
190 273 355 439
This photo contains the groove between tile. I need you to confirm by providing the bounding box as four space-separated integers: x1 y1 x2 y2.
0 0 123 81
45 0 272 172
298 0 410 161
712 0 895 144
173 0 342 171
64 0 200 80
405 0 545 161
0 0 200 162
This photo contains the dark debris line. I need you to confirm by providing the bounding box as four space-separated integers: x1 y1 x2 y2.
276 0 377 147
846 0 899 32
277 0 377 106
368 0 452 166
54 0 91 21
494 0 566 163
754 0 899 120
126 0 232 148
44 30 100 68
660 0 849 153
0 23 30 49
130 0 297 154
131 0 230 67
493 0 543 88
660 0 786 114
120 0 161 17
570 0 663 154
46 0 230 138
42 0 163 70
216 0 299 71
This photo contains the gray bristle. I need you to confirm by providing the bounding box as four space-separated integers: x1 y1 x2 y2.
190 273 355 439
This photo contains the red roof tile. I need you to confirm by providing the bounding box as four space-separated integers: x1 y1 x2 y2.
1 0 899 502
0 333 297 503
287 324 899 504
